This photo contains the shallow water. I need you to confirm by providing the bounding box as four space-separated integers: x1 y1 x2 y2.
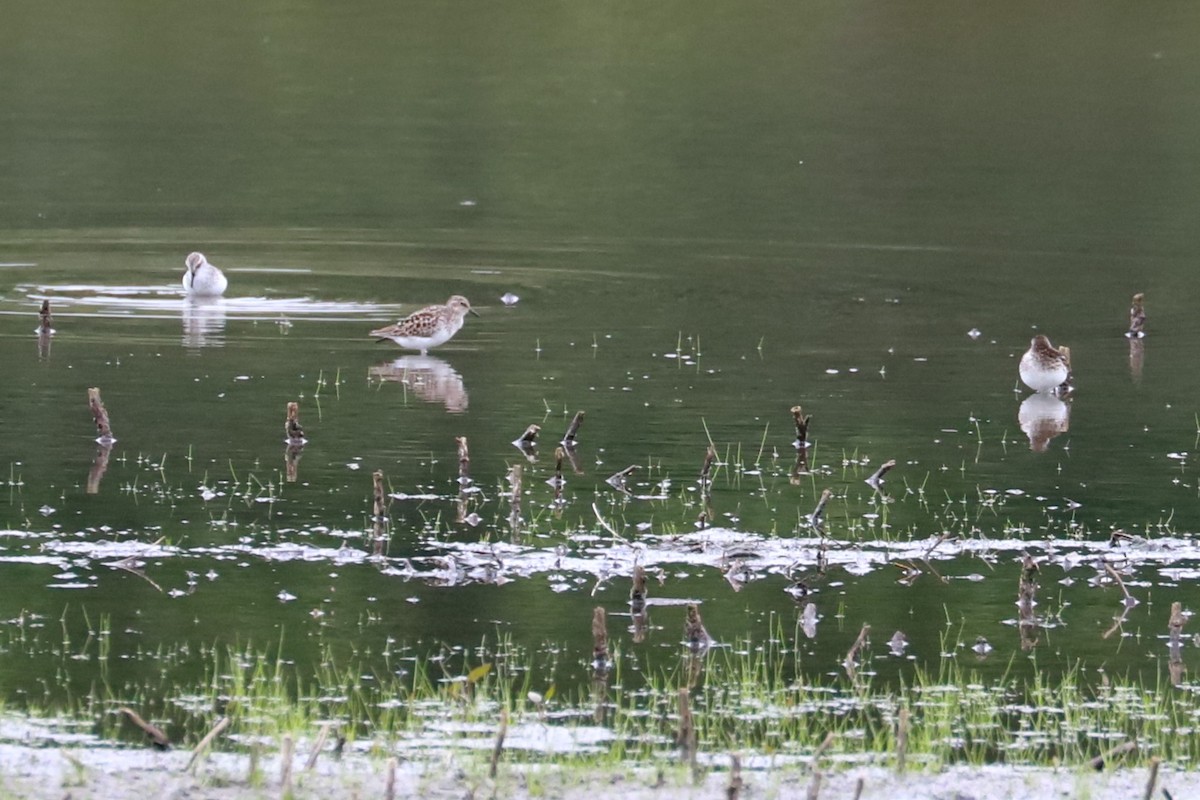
3 0 1200 750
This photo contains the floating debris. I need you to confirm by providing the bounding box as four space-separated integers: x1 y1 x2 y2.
605 464 638 494
972 636 993 657
501 292 520 306
967 328 982 340
888 630 909 656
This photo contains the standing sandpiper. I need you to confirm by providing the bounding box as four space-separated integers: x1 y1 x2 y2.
1019 335 1070 393
182 252 228 297
369 295 478 355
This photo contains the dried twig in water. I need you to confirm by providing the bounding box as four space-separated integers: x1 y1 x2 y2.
184 716 229 772
305 723 333 771
895 706 909 773
372 470 388 520
516 423 540 445
865 459 896 488
87 387 116 443
280 734 294 792
385 757 397 800
684 603 711 653
106 557 164 593
456 435 471 484
1143 756 1161 800
852 777 865 800
38 299 53 334
677 688 696 765
562 410 585 446
285 401 305 445
630 565 648 612
119 707 170 750
592 503 626 542
490 708 508 779
1089 740 1136 771
1128 292 1146 337
809 489 832 532
606 464 638 492
700 445 717 487
1103 562 1135 601
843 624 871 674
726 753 743 800
591 606 609 669
791 405 812 448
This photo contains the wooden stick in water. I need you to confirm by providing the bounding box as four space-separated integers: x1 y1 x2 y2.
119 706 170 750
185 716 230 772
791 405 812 448
456 435 470 483
279 734 294 792
490 708 508 779
562 410 585 446
285 401 305 444
591 606 608 669
38 299 53 334
88 387 115 443
372 470 388 520
516 424 540 445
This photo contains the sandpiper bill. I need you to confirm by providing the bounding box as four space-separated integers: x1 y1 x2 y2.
370 295 478 355
1018 334 1070 393
182 252 228 297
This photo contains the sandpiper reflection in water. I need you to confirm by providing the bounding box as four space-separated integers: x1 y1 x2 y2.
368 355 468 413
1019 392 1071 452
182 297 227 349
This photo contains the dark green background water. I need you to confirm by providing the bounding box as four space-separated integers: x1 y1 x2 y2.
2 1 1200 715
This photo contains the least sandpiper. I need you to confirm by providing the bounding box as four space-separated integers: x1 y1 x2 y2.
370 295 478 355
182 252 228 296
1018 335 1069 393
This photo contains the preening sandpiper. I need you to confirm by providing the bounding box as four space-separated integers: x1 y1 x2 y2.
182 252 228 297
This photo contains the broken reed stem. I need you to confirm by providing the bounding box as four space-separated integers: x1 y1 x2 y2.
1143 756 1161 800
508 464 523 527
844 624 871 669
489 708 508 779
517 424 540 445
372 470 388 519
304 723 331 771
562 410 585 446
1089 740 1136 771
87 387 115 442
726 753 743 800
700 445 716 488
677 688 696 766
280 734 294 791
810 488 832 530
119 707 170 750
385 756 397 800
866 458 897 486
1103 562 1133 600
185 715 230 772
591 606 608 667
285 401 304 444
805 772 822 800
38 299 52 333
553 446 565 485
896 706 909 773
851 777 865 800
456 435 470 482
791 405 812 447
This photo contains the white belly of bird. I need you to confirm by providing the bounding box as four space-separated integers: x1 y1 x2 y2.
1018 353 1067 392
184 266 228 297
392 319 462 351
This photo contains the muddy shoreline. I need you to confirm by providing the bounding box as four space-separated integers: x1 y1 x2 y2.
0 743 1190 800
